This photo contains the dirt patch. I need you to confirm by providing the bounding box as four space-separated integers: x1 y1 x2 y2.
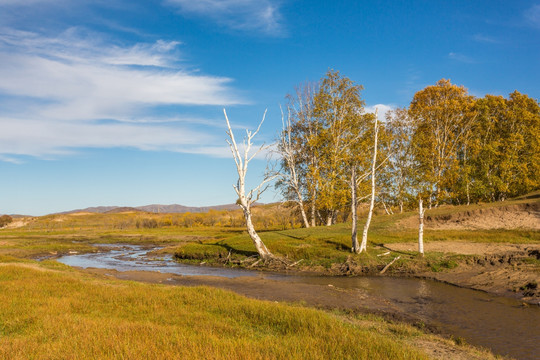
385 241 537 255
3 218 30 229
410 338 489 360
425 264 538 302
397 202 540 230
68 212 95 216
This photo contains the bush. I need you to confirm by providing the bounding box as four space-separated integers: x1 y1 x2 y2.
135 218 158 229
0 215 13 227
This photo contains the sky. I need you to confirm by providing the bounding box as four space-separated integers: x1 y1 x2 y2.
0 0 539 215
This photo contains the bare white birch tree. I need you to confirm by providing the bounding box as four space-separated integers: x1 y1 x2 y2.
418 198 425 256
224 109 276 260
277 107 310 228
359 108 379 253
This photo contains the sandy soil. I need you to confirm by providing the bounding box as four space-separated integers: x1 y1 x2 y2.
397 203 540 230
385 241 538 255
3 218 30 229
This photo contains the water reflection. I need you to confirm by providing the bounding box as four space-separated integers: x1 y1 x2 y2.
58 244 263 278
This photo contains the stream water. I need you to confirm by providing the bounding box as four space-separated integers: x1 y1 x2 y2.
57 244 540 360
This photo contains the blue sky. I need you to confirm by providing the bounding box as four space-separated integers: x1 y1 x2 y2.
0 0 539 215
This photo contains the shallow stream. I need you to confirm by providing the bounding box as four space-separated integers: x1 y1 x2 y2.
58 244 540 360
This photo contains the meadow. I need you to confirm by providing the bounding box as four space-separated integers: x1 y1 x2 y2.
1 197 537 359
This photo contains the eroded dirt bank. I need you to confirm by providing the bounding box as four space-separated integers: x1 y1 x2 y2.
383 242 540 304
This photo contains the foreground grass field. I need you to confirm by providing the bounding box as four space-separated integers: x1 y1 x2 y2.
2 200 532 359
0 260 478 360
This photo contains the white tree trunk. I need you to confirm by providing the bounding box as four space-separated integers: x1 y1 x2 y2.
360 109 379 253
224 109 276 260
310 187 317 227
382 201 393 215
279 109 310 228
244 207 272 258
325 212 333 226
351 166 360 253
418 198 425 256
298 199 310 228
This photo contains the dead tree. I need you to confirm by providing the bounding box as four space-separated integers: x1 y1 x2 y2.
224 109 276 260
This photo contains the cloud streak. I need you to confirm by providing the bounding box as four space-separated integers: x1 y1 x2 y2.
472 34 500 44
448 52 476 64
525 4 540 28
164 0 285 36
0 0 62 4
0 117 213 157
0 28 246 161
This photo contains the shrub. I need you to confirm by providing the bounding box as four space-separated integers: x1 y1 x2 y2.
135 218 158 229
0 215 13 227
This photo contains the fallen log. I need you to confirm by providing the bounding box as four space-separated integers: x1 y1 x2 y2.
380 256 401 274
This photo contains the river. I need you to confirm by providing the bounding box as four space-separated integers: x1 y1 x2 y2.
57 244 540 360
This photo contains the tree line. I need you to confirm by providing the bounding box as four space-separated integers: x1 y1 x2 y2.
276 71 540 226
224 69 539 258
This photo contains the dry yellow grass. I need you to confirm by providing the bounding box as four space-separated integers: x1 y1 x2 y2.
0 262 430 360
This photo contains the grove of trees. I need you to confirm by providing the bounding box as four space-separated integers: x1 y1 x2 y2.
276 71 540 227
224 70 539 257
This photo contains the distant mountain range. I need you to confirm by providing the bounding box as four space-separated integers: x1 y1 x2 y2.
56 203 240 215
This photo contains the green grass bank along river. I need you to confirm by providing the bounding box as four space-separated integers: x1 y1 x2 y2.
0 195 538 359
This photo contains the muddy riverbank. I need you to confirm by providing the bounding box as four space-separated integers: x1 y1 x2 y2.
177 241 540 305
383 242 539 304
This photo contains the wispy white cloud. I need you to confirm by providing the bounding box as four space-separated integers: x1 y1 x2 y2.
472 34 500 44
164 0 285 36
0 117 214 158
0 154 23 164
0 0 63 4
0 28 246 161
448 52 476 63
525 4 540 28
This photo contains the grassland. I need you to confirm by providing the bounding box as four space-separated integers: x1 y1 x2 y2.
0 197 538 288
0 259 503 359
0 197 537 359
0 261 430 359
